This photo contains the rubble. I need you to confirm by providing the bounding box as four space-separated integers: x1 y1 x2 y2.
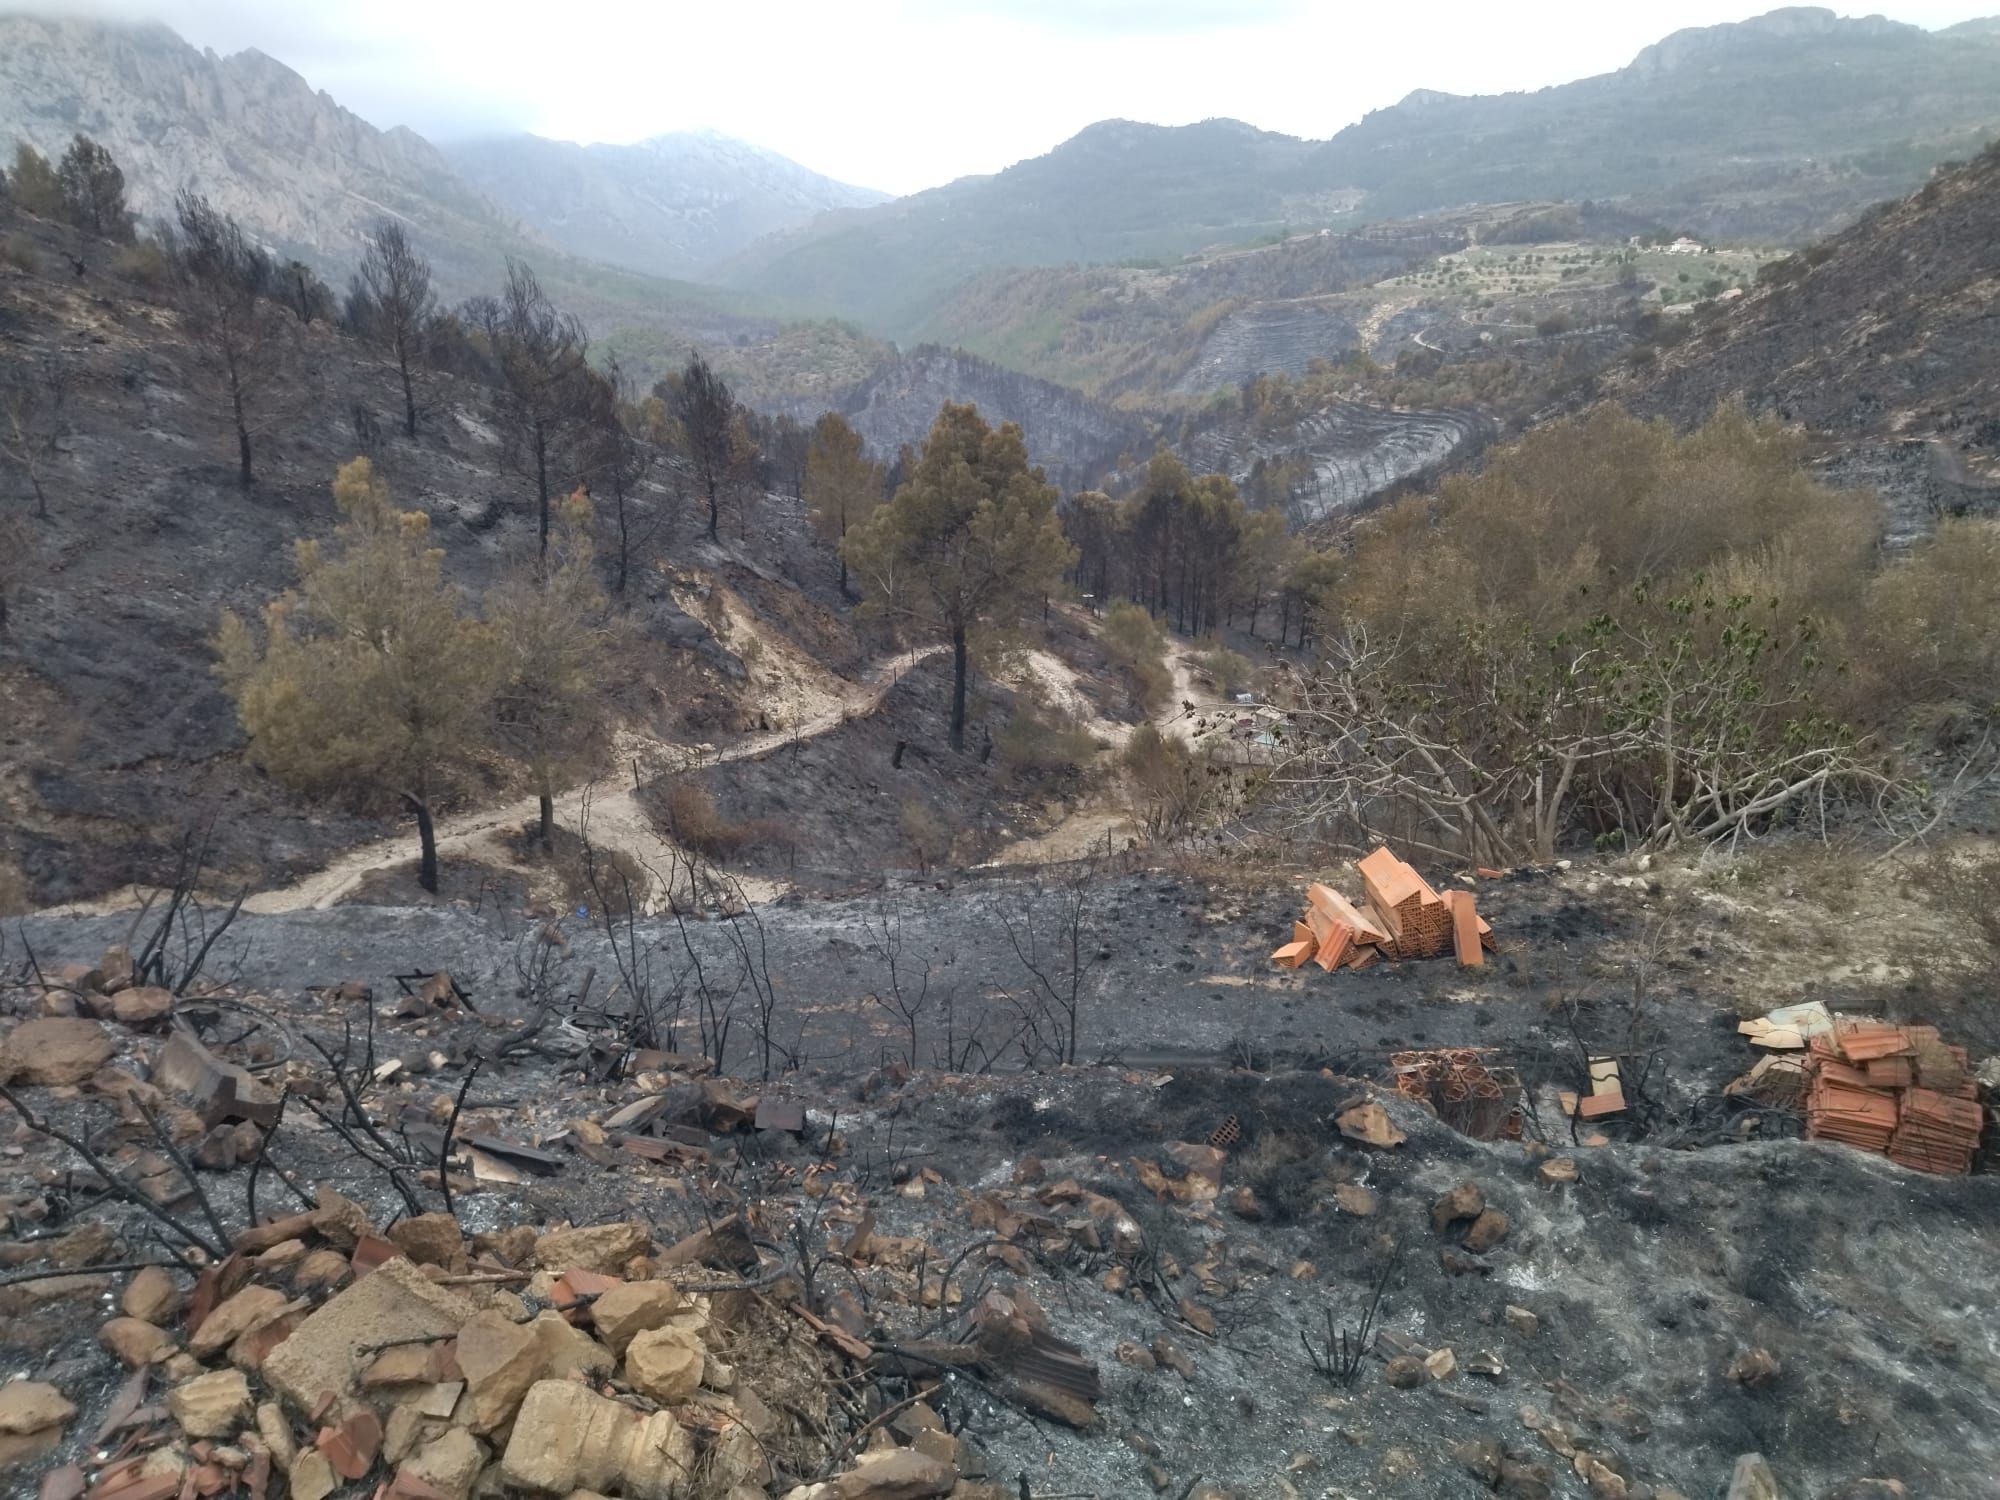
1272 845 1495 973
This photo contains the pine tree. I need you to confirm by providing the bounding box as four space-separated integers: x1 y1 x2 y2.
843 403 1074 751
7 144 61 218
487 490 618 845
216 459 498 893
804 412 882 598
353 219 436 438
56 135 131 241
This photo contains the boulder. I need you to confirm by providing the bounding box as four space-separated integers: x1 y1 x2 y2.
1464 1208 1511 1253
113 987 175 1026
830 1447 957 1499
0 1018 114 1085
498 1379 694 1500
531 1221 651 1275
589 1281 682 1354
625 1324 704 1404
455 1310 543 1433
168 1369 252 1439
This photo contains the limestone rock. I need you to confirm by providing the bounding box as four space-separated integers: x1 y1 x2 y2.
0 1380 75 1435
124 1265 183 1325
309 1188 375 1251
100 1316 177 1367
189 1284 290 1359
532 1310 615 1383
397 1426 484 1500
532 1221 651 1274
1384 1355 1428 1389
168 1369 251 1439
830 1447 957 1499
388 1213 465 1270
1727 1454 1781 1500
1 1017 114 1085
1504 1305 1540 1337
262 1256 476 1421
625 1324 704 1404
288 1448 338 1500
1332 1183 1378 1216
1430 1181 1485 1233
499 1379 694 1500
113 987 175 1025
456 1310 543 1433
1335 1101 1405 1148
291 1249 352 1292
1465 1208 1511 1253
255 1402 296 1473
589 1280 681 1354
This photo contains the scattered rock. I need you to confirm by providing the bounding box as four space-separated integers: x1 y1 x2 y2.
1385 1355 1429 1389
1424 1347 1458 1380
261 1256 476 1421
112 987 175 1026
0 1017 114 1085
1504 1305 1540 1337
387 1214 465 1271
291 1249 352 1292
1727 1454 1782 1500
531 1310 615 1382
625 1323 705 1403
1465 1208 1511 1253
168 1369 252 1439
188 1284 290 1359
1728 1348 1782 1388
123 1265 182 1325
100 1316 176 1367
1453 1437 1505 1486
830 1446 957 1499
288 1448 338 1500
0 1381 75 1437
532 1220 651 1274
397 1427 484 1500
1539 1158 1579 1190
589 1280 681 1355
499 1379 694 1499
1332 1183 1377 1215
1432 1181 1486 1232
1336 1100 1406 1148
456 1309 544 1433
1114 1340 1156 1371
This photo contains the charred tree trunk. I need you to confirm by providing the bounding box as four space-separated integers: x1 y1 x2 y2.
538 789 555 847
405 790 440 894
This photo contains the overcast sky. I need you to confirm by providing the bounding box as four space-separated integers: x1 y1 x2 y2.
40 1 1998 193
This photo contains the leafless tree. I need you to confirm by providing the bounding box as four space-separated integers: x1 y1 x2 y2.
170 190 286 488
0 512 29 631
865 889 935 1071
1 355 73 518
997 862 1103 1067
353 219 436 438
584 358 661 596
476 259 594 558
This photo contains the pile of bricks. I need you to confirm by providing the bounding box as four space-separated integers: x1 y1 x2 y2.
1271 846 1493 973
1389 1048 1524 1140
1806 1020 1983 1175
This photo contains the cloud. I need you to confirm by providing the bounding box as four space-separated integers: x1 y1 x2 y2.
935 0 1308 32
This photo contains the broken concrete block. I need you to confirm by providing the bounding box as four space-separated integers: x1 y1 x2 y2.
261 1256 476 1421
168 1369 251 1439
531 1220 650 1274
99 1316 177 1368
455 1310 543 1433
625 1323 704 1404
255 1402 295 1473
498 1379 694 1499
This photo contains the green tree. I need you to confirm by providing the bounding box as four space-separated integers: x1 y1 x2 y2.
56 135 131 241
215 459 498 893
8 144 61 218
843 403 1074 751
487 490 618 845
804 411 882 597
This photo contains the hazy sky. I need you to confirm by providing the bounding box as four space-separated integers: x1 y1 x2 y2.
42 1 1999 193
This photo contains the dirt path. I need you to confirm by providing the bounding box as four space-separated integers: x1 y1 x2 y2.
51 645 944 918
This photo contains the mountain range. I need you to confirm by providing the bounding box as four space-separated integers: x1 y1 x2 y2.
718 7 2000 335
442 129 887 279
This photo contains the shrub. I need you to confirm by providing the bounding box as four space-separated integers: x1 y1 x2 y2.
661 777 765 860
0 234 37 273
1101 599 1172 711
1861 518 2000 719
998 701 1099 776
1122 723 1219 841
900 796 952 872
1192 644 1253 698
109 237 171 288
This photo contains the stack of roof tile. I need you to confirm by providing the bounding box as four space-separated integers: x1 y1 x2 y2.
1801 1019 1982 1174
1271 846 1494 973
